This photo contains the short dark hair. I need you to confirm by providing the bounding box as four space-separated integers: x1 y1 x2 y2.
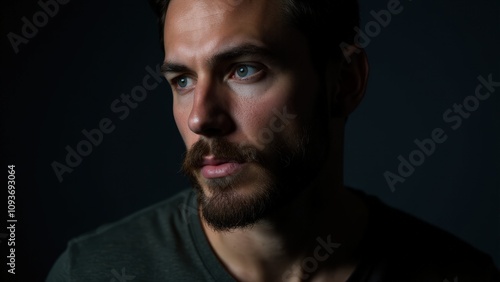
149 0 360 68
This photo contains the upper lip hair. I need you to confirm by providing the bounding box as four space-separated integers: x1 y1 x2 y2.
201 157 230 166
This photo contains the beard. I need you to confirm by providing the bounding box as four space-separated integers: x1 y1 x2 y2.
181 118 327 232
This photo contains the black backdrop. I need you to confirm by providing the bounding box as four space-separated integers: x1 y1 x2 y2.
0 0 498 281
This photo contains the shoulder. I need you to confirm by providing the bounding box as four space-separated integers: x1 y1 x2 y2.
353 188 500 281
46 188 204 281
68 188 193 249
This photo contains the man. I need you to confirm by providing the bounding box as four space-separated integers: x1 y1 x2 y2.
47 0 499 281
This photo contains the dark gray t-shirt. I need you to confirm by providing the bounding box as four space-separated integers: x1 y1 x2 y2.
46 188 500 282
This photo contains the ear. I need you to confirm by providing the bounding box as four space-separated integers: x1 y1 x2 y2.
326 45 369 118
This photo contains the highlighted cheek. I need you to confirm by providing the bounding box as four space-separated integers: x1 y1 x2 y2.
228 82 270 98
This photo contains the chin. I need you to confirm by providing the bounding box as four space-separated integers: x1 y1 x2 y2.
194 165 282 231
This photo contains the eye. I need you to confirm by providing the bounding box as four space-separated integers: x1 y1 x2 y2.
171 75 195 93
176 76 193 88
232 65 261 80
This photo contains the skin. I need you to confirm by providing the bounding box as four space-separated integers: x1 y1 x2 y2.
162 0 370 281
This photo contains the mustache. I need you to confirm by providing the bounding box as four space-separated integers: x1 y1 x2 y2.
182 138 263 173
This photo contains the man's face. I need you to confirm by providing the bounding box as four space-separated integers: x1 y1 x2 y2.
163 0 329 230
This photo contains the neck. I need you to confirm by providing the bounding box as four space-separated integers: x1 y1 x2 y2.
201 120 369 281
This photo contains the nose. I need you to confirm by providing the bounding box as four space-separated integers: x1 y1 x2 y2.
188 80 235 137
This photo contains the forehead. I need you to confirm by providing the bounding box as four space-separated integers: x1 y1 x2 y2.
163 0 294 63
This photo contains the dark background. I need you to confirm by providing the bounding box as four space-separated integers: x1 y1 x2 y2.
0 0 498 281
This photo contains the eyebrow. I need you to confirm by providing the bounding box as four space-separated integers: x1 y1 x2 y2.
160 44 276 75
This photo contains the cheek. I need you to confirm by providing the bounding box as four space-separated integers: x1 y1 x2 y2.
173 104 193 148
234 80 301 147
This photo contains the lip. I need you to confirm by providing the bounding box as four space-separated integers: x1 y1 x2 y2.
200 157 244 179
